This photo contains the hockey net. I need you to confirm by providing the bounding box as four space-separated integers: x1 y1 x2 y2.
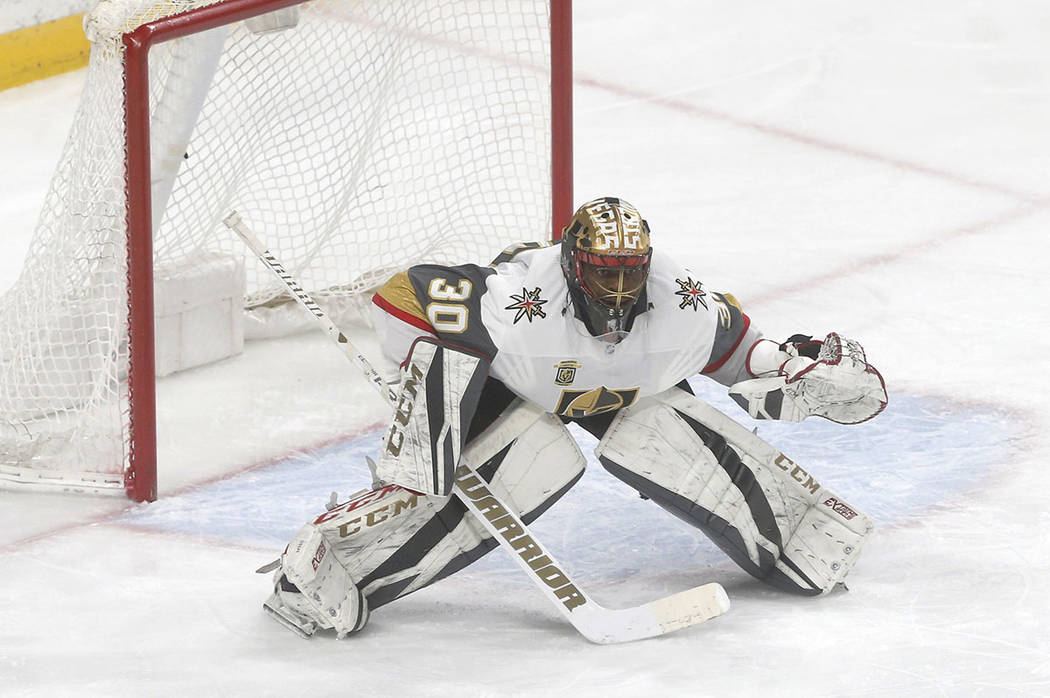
0 0 570 500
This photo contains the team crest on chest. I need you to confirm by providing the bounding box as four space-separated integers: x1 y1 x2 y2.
675 277 707 311
554 360 581 386
505 286 548 323
555 386 639 418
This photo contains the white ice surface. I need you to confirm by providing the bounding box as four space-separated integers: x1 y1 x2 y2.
2 1 1050 696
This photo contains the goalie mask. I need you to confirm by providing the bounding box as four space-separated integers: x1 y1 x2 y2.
560 197 652 341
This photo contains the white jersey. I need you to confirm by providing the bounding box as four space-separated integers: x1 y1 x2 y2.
372 243 755 419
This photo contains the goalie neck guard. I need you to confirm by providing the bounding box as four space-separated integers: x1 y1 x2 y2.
560 197 652 342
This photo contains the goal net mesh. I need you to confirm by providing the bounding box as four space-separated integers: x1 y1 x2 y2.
0 0 553 492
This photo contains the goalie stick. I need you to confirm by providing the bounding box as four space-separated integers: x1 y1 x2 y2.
224 211 730 643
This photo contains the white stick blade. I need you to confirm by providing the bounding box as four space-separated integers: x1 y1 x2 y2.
648 582 731 634
575 582 730 644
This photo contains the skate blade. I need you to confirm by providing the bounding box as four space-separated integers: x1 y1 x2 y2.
255 558 280 574
262 598 316 639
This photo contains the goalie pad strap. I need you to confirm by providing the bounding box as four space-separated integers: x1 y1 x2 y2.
376 337 490 496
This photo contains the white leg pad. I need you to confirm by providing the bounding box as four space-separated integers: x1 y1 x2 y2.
596 387 873 595
272 523 369 638
775 491 869 592
309 400 586 607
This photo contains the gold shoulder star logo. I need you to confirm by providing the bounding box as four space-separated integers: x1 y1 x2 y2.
505 286 548 324
674 277 708 311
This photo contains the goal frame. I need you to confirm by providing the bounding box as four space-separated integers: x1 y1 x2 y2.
119 0 574 502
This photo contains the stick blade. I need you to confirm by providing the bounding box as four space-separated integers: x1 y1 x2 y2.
648 582 731 634
576 582 730 645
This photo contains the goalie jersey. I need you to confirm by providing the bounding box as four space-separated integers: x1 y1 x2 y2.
371 242 754 420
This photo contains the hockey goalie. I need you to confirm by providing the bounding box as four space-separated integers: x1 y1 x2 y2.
262 197 887 638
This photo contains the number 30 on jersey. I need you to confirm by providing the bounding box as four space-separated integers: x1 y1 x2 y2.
425 278 472 333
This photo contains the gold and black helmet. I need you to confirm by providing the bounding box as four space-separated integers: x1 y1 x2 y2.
560 197 652 339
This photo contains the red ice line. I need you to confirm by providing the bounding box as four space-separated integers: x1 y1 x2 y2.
576 72 1042 204
0 422 385 554
747 200 1046 306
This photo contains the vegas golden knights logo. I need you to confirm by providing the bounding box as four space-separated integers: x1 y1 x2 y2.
554 360 581 386
555 386 639 418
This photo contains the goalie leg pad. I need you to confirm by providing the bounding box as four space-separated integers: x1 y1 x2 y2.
375 337 491 496
309 397 586 610
265 523 369 638
595 387 873 595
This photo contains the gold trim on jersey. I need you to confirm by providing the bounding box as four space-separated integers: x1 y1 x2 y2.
489 240 554 266
711 292 741 329
375 271 427 324
719 292 742 312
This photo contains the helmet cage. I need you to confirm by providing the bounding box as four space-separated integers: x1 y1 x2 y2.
573 249 651 313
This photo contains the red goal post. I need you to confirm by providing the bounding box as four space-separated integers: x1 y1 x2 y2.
0 0 572 502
